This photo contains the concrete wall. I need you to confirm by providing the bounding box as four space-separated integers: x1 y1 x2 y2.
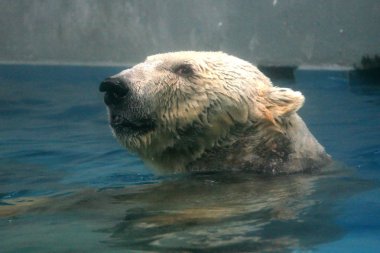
0 0 379 66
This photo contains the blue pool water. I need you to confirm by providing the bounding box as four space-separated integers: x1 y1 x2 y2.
0 65 379 252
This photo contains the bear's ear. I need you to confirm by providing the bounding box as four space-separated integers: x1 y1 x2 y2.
257 87 305 123
267 87 304 116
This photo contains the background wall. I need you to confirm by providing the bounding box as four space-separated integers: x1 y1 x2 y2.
0 0 379 67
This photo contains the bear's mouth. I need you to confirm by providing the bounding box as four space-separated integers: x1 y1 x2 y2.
110 114 156 134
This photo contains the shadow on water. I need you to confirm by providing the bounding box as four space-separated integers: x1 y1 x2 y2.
1 163 376 253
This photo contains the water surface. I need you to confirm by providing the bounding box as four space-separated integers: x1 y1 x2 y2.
0 65 379 252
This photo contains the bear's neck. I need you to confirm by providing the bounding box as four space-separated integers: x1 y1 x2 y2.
184 122 293 174
143 114 330 174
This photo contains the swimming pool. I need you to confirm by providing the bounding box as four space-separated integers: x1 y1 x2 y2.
0 65 379 252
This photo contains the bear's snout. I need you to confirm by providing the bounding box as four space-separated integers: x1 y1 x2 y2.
99 77 130 106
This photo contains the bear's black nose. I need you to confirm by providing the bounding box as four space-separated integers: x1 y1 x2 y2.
99 77 129 106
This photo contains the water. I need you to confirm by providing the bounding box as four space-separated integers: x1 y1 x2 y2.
0 65 379 252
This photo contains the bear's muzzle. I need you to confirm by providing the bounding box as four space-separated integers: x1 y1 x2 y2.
99 77 129 106
100 76 156 136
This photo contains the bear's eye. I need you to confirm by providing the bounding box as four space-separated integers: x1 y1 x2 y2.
173 64 194 76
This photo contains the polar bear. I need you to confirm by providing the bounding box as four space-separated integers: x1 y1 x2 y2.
99 51 331 174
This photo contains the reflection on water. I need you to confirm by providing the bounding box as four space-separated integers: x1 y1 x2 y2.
1 164 375 252
101 169 344 252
